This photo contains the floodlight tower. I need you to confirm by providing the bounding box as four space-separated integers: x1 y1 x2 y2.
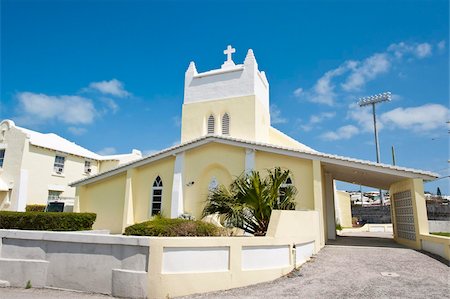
358 92 391 205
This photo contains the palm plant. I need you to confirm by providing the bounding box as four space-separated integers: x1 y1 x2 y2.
202 167 297 236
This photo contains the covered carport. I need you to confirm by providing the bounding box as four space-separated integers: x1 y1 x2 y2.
318 157 438 250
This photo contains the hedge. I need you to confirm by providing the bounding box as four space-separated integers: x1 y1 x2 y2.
25 204 46 212
124 217 220 237
0 211 96 231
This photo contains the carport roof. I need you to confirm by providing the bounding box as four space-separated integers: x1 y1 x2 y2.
70 135 438 188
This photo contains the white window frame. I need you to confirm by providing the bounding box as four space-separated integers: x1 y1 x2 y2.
150 176 163 216
0 149 5 168
54 155 65 174
84 160 92 174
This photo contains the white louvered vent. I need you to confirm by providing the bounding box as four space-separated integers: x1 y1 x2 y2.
222 113 230 135
207 115 215 134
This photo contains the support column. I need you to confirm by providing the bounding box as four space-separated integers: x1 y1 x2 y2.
16 169 28 212
312 160 325 248
245 149 255 174
390 178 429 250
122 169 136 232
324 173 336 240
171 153 184 218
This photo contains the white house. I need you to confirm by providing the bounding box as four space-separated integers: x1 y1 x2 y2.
0 120 142 211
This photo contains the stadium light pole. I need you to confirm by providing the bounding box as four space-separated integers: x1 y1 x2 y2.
358 92 392 205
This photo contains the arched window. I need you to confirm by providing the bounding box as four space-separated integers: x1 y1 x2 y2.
279 176 293 203
222 113 230 135
208 176 218 191
207 115 215 134
150 176 163 216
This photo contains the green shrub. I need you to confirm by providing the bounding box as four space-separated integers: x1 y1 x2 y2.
124 216 220 237
336 224 343 231
430 232 450 238
25 204 46 212
0 211 96 231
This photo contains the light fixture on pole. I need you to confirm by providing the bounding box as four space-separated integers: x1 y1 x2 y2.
358 92 391 205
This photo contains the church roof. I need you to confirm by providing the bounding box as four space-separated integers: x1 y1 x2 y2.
70 135 438 188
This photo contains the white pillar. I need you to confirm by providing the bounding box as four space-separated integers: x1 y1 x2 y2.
245 149 255 173
325 173 336 240
171 153 184 218
16 169 28 212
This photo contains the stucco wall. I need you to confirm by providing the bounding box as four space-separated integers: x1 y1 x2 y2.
133 156 175 222
335 191 352 228
81 173 126 233
183 143 245 218
181 96 259 142
255 151 315 210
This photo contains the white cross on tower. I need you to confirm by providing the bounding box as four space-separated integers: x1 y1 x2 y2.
224 45 236 63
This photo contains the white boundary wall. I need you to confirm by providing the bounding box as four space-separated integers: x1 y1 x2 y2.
0 210 321 298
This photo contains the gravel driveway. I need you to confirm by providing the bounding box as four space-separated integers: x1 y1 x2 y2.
181 235 449 299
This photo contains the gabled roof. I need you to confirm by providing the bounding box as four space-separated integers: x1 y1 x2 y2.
17 126 102 160
70 135 438 187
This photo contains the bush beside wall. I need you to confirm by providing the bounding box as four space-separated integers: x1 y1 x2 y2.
124 217 221 236
25 204 47 212
0 212 96 231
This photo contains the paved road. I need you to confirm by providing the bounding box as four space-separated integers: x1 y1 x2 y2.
182 235 450 299
1 235 448 299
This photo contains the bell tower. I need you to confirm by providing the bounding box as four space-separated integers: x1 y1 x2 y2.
180 45 271 143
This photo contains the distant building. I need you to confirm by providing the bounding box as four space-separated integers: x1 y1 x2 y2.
0 120 142 211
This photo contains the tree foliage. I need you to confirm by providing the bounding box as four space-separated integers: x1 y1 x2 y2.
202 167 297 236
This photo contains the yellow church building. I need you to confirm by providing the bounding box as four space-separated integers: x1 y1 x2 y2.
71 46 438 250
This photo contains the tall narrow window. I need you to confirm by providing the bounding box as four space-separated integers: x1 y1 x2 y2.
54 155 65 174
279 177 293 203
84 161 92 174
151 176 163 216
0 149 5 168
222 113 230 135
207 115 215 134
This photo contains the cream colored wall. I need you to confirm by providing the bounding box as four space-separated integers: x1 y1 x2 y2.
254 151 315 210
147 210 321 298
99 160 120 172
21 145 99 205
335 191 352 228
183 143 246 218
0 125 26 210
181 95 262 142
133 156 175 223
268 127 306 150
81 173 126 233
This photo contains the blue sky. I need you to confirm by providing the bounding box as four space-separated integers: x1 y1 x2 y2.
1 0 448 194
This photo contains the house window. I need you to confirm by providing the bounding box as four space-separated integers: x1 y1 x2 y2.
207 115 215 134
48 190 62 201
0 149 5 168
279 177 293 202
54 156 65 174
208 176 219 191
151 176 163 216
222 113 230 135
84 161 92 174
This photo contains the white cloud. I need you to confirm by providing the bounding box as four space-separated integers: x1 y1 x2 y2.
67 127 87 136
16 92 96 125
387 42 432 59
270 104 288 124
293 87 303 97
320 125 359 141
300 112 336 131
172 116 181 127
341 53 390 91
100 98 119 114
97 147 117 155
437 40 446 51
347 102 381 132
88 79 130 98
380 104 449 132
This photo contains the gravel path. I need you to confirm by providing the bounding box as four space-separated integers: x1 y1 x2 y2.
181 236 450 299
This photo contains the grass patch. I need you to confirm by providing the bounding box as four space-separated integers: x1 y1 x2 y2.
124 216 221 236
430 232 450 237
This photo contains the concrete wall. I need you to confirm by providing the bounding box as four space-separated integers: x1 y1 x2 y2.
335 191 352 228
352 206 392 224
0 230 150 298
419 233 450 261
428 220 450 233
0 210 321 298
